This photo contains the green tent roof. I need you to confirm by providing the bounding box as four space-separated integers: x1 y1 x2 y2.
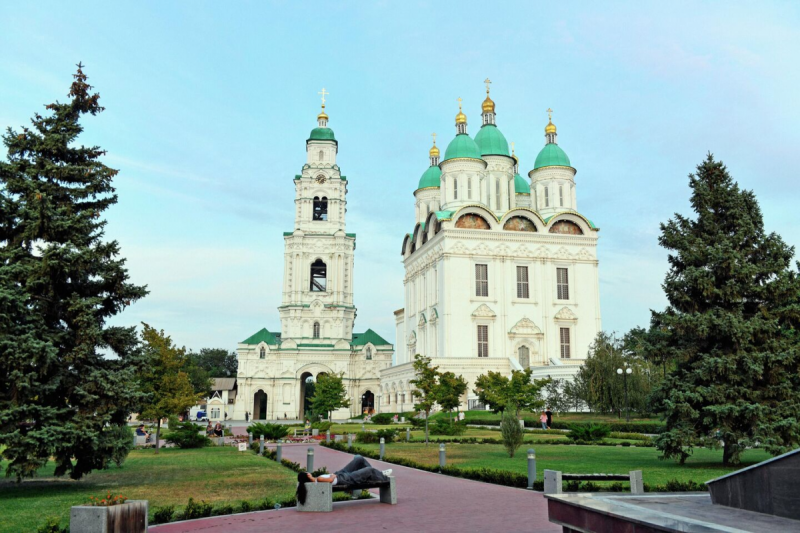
241 327 278 345
474 124 510 156
308 127 336 141
514 173 530 194
351 328 391 346
443 133 482 161
417 165 442 191
533 143 571 170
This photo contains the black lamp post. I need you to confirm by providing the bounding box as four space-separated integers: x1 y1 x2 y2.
616 365 632 422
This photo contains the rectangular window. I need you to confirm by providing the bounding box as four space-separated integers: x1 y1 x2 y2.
544 187 549 207
559 185 564 207
516 266 529 298
477 325 489 357
468 178 472 199
211 407 220 419
557 267 569 300
496 180 501 210
560 328 571 359
475 264 488 297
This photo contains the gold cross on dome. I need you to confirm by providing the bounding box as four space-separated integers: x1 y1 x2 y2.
457 97 463 110
511 141 515 154
484 78 492 94
432 132 437 145
547 108 553 121
318 88 329 105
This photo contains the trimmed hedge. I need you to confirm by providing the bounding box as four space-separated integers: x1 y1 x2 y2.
320 441 702 492
468 418 666 434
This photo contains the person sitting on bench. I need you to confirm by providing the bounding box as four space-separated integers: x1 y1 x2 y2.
296 456 392 504
135 424 151 443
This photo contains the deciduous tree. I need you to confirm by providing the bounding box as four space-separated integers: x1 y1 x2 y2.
0 65 148 480
410 354 439 444
436 371 468 422
309 373 350 421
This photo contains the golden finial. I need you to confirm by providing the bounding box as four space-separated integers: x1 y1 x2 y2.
545 107 556 134
455 97 467 124
511 141 518 163
317 88 329 120
482 78 495 114
429 132 440 158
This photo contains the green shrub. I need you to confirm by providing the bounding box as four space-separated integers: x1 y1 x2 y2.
500 411 524 458
357 429 398 443
312 421 333 431
430 419 467 436
213 503 234 516
152 505 175 524
408 416 426 428
164 419 211 449
179 498 214 520
106 424 134 467
566 423 611 442
370 413 394 424
240 500 253 513
246 422 289 440
36 517 68 533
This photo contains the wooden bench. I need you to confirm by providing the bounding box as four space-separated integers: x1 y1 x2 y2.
297 477 397 512
544 470 643 495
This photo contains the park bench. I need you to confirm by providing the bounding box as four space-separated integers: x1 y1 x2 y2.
297 477 397 512
544 469 643 495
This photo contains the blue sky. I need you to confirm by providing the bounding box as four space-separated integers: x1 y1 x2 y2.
2 1 799 352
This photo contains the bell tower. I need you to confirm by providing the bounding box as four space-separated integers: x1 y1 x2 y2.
279 90 356 343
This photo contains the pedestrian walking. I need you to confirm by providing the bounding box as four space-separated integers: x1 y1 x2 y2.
545 406 552 429
539 411 548 430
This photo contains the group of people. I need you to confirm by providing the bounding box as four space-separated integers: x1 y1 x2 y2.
206 421 224 437
539 407 553 430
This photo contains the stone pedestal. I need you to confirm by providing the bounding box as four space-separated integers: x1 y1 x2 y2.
544 470 562 495
297 483 332 512
70 500 148 533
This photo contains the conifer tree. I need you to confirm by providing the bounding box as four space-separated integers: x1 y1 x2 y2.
652 155 800 465
0 64 148 480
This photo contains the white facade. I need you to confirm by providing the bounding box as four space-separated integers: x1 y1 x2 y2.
380 94 602 411
232 104 393 420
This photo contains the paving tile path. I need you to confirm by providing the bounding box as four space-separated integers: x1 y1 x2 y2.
150 443 559 533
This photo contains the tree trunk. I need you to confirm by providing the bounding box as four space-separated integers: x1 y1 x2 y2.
155 419 161 454
424 411 429 445
722 441 734 466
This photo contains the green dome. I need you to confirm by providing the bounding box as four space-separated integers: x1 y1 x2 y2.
443 134 482 161
417 165 442 191
308 127 336 141
514 173 530 194
474 124 510 156
533 143 571 169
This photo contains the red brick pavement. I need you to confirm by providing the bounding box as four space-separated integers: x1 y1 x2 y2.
150 442 559 533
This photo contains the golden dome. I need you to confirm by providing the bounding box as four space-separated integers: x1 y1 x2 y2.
317 104 328 121
429 143 440 157
482 95 495 113
545 119 556 134
455 110 467 124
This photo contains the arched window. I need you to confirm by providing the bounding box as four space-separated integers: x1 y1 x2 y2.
559 185 564 207
310 259 327 291
544 186 549 207
453 178 458 200
518 346 530 368
318 150 324 161
260 347 266 359
313 322 321 338
366 347 372 360
313 197 328 221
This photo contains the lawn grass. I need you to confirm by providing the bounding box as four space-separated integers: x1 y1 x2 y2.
356 442 771 487
0 446 296 533
439 410 661 426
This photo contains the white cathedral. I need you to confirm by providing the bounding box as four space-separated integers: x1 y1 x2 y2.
379 83 602 412
232 84 601 419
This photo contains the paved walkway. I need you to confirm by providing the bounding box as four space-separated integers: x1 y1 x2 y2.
150 443 559 533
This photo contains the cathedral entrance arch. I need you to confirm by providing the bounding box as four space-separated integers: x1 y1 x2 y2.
361 390 374 415
299 372 314 418
253 390 268 420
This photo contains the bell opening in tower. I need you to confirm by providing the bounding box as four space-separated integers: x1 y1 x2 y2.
313 197 328 221
310 259 327 291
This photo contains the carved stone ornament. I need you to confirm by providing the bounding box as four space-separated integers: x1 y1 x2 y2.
418 314 427 327
510 316 542 336
554 307 578 321
471 304 497 319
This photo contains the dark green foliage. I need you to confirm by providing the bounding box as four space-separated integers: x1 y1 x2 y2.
500 411 524 457
188 348 238 378
356 429 398 443
566 423 612 442
164 419 210 449
410 354 439 444
281 458 302 472
309 373 351 419
473 369 548 416
370 413 394 424
0 65 149 480
466 418 665 434
311 421 332 431
246 422 289 440
652 155 800 465
239 501 253 513
151 506 175 525
408 416 426 428
436 371 468 420
178 498 214 520
430 419 467 436
108 424 134 467
213 503 234 516
36 517 68 533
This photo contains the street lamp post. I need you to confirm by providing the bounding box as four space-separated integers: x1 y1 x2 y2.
616 365 632 422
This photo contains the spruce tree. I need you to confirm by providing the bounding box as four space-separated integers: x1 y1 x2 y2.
0 64 148 480
652 154 800 465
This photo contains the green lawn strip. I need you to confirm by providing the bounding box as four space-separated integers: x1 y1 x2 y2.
441 410 661 425
357 442 770 487
0 447 296 533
